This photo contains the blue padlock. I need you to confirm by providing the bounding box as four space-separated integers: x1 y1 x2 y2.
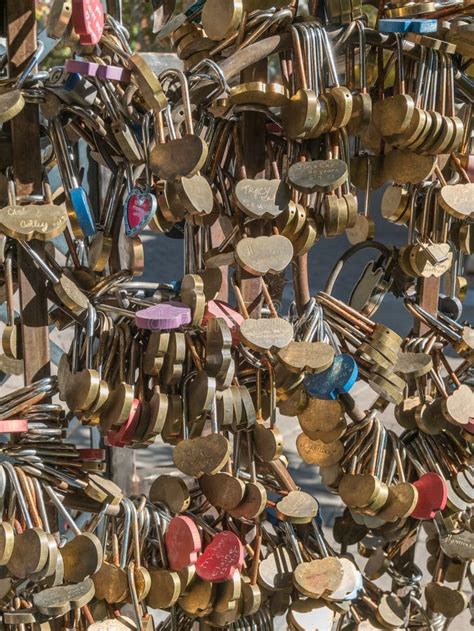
379 18 437 33
409 19 437 32
265 506 280 528
52 118 96 238
378 19 412 32
46 66 97 108
304 354 358 400
169 280 182 294
64 71 81 92
185 0 206 18
69 187 96 238
314 509 323 530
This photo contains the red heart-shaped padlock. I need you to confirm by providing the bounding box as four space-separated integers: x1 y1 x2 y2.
106 399 141 448
165 516 201 571
124 188 157 237
195 530 244 582
72 0 104 45
411 472 447 520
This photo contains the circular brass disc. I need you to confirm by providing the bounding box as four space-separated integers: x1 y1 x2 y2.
228 481 267 520
339 473 379 508
376 483 419 522
381 185 410 224
298 397 345 436
346 214 375 245
61 533 103 583
202 0 242 40
293 558 344 598
0 90 25 124
282 89 320 139
394 352 433 378
372 94 414 136
148 569 180 609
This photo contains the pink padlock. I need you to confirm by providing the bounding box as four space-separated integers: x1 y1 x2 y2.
135 301 191 331
202 300 244 345
0 420 28 433
462 154 474 182
65 59 100 77
96 64 132 83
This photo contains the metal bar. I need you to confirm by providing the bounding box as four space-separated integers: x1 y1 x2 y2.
7 0 50 385
238 59 268 317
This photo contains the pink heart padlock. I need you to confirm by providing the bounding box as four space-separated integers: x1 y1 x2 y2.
0 420 28 433
202 300 244 345
65 59 100 77
135 302 191 331
96 64 132 82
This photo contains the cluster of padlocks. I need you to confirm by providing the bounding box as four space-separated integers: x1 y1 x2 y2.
0 0 472 628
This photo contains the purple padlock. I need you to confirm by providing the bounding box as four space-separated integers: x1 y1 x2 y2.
65 59 100 77
135 301 191 331
96 64 131 83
